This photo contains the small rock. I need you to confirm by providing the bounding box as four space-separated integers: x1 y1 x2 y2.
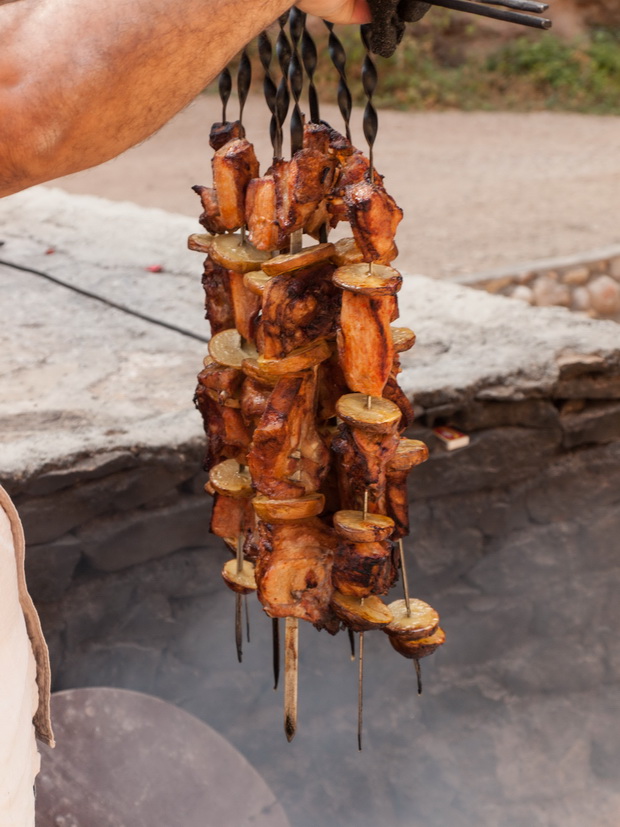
511 285 533 304
588 275 620 316
562 266 590 286
483 276 514 295
573 286 591 312
532 276 571 308
609 257 620 281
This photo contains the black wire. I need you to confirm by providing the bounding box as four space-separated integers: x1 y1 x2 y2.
0 256 209 344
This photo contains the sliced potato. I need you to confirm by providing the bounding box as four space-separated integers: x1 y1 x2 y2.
257 338 331 375
209 234 271 273
187 233 213 254
209 459 253 499
240 357 281 386
391 326 416 353
335 393 401 433
333 263 402 296
385 599 440 641
252 492 325 522
333 510 394 543
331 592 393 632
261 242 336 276
389 439 429 472
332 237 364 267
389 626 446 659
244 270 273 296
221 558 257 594
208 328 258 368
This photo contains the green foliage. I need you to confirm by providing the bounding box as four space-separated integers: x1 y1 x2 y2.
311 21 620 114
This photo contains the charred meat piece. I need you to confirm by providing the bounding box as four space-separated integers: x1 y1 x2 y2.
245 175 285 252
254 517 336 625
378 439 429 538
337 291 395 397
303 121 353 165
261 262 339 360
383 373 415 429
273 149 337 235
316 354 348 422
332 540 395 598
239 375 273 428
344 180 403 265
194 380 251 470
192 185 228 236
197 360 244 406
209 120 245 151
332 421 400 511
210 492 254 550
201 256 234 335
248 370 330 499
227 270 261 343
327 151 371 227
213 138 260 230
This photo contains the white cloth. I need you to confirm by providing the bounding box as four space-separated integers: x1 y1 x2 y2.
0 503 39 826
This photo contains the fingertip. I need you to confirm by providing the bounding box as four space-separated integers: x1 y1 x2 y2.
351 0 372 23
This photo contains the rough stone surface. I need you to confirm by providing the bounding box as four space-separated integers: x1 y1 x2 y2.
36 688 290 827
588 275 620 316
1 189 619 827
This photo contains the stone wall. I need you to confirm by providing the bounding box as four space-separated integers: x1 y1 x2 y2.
455 245 620 321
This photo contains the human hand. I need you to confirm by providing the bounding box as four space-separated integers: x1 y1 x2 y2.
296 0 371 25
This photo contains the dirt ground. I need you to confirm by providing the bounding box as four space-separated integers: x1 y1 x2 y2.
49 94 620 278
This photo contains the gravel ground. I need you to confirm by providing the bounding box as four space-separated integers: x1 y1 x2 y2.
49 94 620 278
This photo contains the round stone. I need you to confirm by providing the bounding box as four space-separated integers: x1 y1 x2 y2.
588 275 620 316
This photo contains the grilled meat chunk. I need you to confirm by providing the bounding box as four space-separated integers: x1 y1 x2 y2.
332 540 395 598
210 492 254 550
255 517 336 625
197 360 244 406
248 370 330 499
240 375 273 428
245 175 284 252
344 180 403 265
337 291 395 397
261 262 340 360
228 269 261 343
213 138 260 230
273 149 337 234
193 185 228 235
332 421 400 511
201 256 235 335
195 377 251 470
209 120 245 151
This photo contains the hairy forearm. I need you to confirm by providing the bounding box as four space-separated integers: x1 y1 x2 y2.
0 0 295 195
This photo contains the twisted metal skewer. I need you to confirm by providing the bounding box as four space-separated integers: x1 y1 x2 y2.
301 18 320 123
217 67 232 123
258 31 279 158
274 12 292 158
237 47 252 130
360 25 378 184
324 21 352 142
288 7 305 156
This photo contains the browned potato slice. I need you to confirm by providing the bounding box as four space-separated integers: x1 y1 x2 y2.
390 439 429 472
187 233 213 253
244 270 273 296
385 599 440 641
331 592 393 632
333 263 402 296
336 393 401 433
252 492 325 522
221 559 257 594
209 234 271 273
257 338 331 375
332 237 364 267
209 459 253 499
240 357 281 386
333 510 394 543
389 626 446 659
261 242 335 276
391 326 416 353
208 329 258 368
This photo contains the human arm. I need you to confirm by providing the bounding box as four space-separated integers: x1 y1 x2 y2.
0 0 369 197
